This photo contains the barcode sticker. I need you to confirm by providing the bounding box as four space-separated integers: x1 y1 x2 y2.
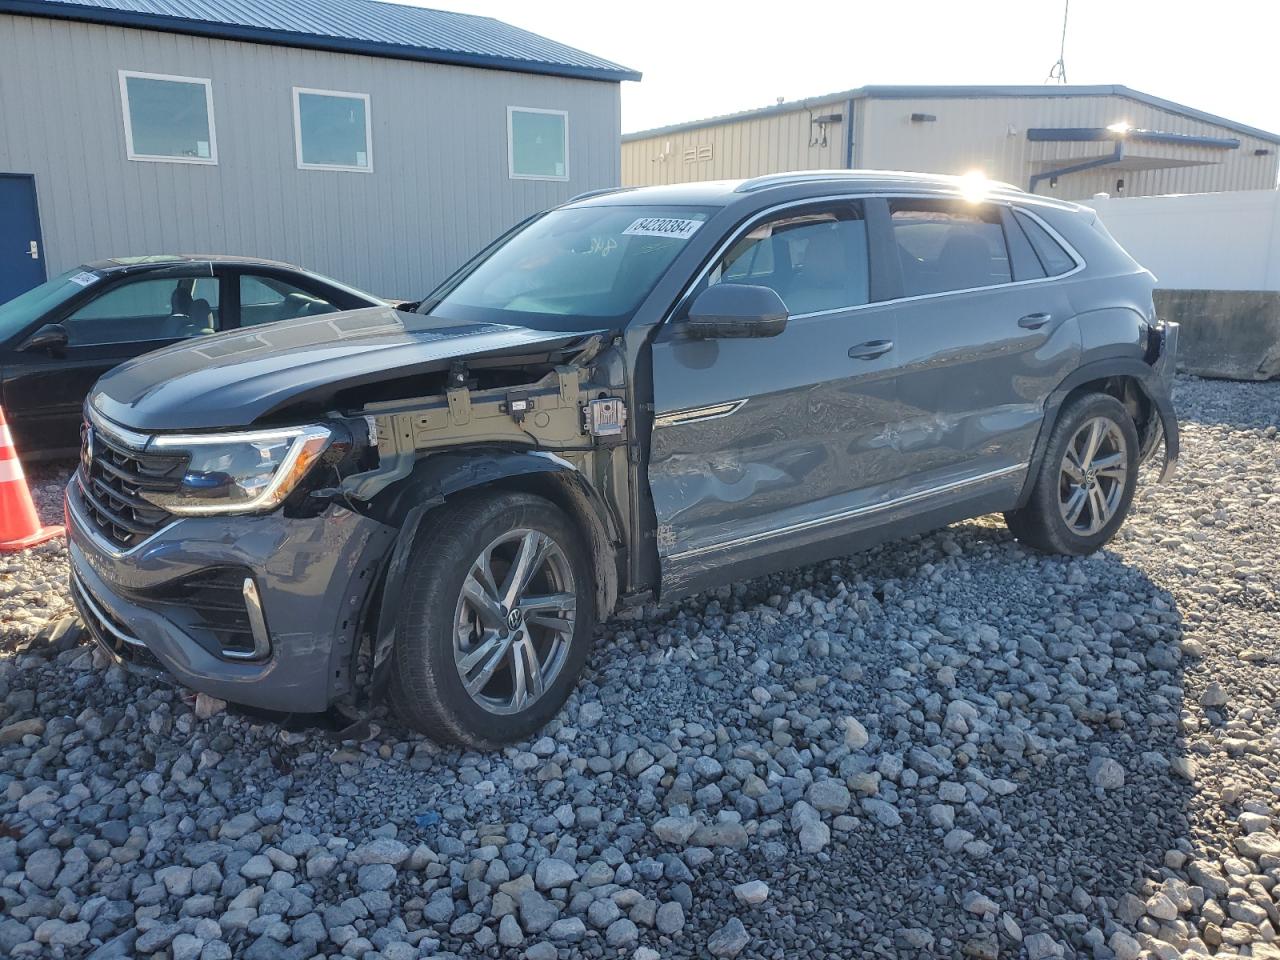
622 217 703 240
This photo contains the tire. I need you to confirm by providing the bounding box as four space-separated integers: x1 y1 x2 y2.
388 491 596 749
1004 392 1140 556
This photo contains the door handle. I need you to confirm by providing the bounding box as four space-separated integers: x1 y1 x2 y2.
848 339 894 360
1018 312 1051 329
27 241 39 260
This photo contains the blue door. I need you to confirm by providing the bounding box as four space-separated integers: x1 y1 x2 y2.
0 175 47 305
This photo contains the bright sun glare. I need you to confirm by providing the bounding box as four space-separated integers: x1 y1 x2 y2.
958 169 989 202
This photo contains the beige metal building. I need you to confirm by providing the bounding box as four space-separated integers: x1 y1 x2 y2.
622 85 1280 200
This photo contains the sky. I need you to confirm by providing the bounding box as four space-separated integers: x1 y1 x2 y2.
397 0 1280 136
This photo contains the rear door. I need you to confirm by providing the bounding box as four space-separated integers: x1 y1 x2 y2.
882 196 1079 484
3 268 225 452
648 199 904 593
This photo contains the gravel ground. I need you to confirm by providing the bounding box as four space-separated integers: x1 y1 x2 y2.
2 374 1279 960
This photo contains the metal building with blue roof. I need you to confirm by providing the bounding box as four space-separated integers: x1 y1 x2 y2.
0 0 641 299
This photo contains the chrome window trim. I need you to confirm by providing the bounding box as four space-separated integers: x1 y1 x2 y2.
654 399 748 429
664 191 1087 327
666 462 1027 562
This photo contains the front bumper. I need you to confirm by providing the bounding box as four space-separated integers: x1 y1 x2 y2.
66 481 395 713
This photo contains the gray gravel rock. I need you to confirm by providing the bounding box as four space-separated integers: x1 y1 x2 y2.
805 779 851 814
533 856 576 891
655 900 685 935
707 917 750 957
348 838 410 866
1086 756 1126 790
732 880 769 905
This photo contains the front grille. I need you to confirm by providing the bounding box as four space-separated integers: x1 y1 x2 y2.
77 420 187 550
144 567 267 659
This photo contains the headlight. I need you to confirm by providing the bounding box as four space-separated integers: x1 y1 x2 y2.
141 425 331 515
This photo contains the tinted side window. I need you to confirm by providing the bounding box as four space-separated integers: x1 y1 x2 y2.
1014 209 1078 276
710 204 869 315
890 200 1011 296
238 275 338 328
65 276 219 345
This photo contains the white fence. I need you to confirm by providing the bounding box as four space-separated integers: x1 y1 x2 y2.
1082 189 1280 292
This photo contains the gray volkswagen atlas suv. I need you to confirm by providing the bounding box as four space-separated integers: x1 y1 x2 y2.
66 171 1178 748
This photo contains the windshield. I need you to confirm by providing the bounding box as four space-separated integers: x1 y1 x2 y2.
423 205 715 331
0 268 98 344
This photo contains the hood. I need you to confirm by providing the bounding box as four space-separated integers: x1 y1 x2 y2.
91 306 597 431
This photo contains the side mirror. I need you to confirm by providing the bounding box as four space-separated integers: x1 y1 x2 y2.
684 284 789 339
19 322 69 353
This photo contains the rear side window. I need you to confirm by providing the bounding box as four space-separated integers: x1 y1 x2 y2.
890 200 1011 296
1014 209 1078 276
239 275 339 328
710 203 869 315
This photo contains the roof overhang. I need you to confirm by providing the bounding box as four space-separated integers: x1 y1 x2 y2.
1032 153 1215 174
623 84 1280 145
1027 127 1240 150
0 0 642 83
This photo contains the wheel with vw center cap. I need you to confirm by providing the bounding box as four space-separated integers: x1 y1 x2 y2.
1004 392 1140 556
388 490 595 747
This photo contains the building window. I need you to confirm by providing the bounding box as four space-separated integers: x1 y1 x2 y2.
293 88 372 172
508 107 568 181
118 71 217 164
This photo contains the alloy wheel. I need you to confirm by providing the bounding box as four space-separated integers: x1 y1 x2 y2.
452 528 577 716
1058 416 1128 536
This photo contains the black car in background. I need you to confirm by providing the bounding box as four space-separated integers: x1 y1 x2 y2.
0 255 384 457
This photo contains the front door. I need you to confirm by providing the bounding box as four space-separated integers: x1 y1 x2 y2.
0 175 46 305
648 200 902 595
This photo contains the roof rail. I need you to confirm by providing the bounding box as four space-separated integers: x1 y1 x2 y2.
733 169 1024 194
568 186 636 203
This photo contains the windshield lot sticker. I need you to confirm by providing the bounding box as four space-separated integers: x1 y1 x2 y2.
68 271 99 287
622 217 703 240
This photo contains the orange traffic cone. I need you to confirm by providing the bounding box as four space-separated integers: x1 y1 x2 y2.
0 406 64 551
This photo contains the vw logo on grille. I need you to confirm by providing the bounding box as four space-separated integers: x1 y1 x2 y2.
80 425 94 472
